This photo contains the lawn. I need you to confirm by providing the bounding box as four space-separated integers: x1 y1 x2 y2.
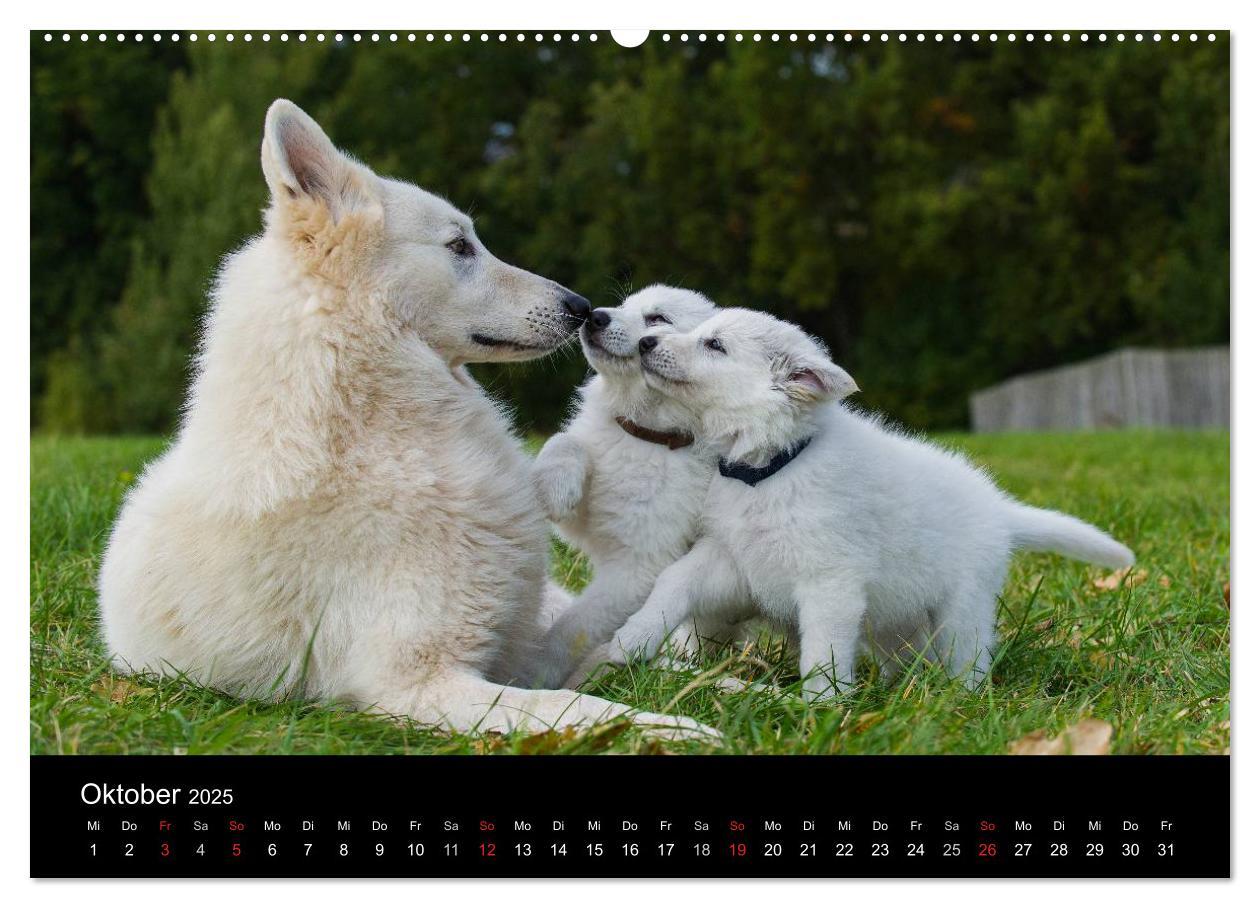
30 431 1229 755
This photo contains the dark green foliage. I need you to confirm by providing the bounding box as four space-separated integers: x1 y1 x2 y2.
32 35 1229 433
31 35 186 429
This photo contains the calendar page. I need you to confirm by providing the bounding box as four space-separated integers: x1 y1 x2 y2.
28 23 1230 880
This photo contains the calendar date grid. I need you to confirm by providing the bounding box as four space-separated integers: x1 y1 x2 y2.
81 811 1187 872
33 754 1228 878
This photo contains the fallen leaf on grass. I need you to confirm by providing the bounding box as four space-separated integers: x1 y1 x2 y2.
1008 718 1113 755
579 719 635 751
515 719 634 755
1223 581 1230 609
1092 567 1148 592
471 733 507 755
517 727 577 755
1159 575 1172 589
91 676 144 704
637 738 675 756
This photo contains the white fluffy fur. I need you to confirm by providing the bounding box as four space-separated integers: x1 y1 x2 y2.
610 307 1136 697
97 100 713 740
530 286 743 688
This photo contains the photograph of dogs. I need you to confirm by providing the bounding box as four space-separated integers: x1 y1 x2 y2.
96 100 713 741
530 284 752 689
609 309 1136 698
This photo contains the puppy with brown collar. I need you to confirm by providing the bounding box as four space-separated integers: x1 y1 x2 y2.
531 285 746 688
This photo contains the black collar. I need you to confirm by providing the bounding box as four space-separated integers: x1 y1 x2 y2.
718 437 813 487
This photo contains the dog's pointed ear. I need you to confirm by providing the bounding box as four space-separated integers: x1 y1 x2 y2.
782 345 859 403
261 99 377 218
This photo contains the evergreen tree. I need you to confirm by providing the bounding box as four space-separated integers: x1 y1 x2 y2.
32 36 1230 434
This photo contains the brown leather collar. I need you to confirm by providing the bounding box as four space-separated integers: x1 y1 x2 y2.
615 417 694 450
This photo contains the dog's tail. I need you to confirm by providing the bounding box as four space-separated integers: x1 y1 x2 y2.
1006 504 1134 569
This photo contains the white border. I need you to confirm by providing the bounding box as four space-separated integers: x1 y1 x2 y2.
3 0 1250 903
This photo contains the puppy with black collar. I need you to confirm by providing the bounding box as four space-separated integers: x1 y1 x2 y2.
610 308 1135 697
530 285 735 689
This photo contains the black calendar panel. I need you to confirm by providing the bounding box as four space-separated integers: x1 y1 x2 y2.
31 755 1228 878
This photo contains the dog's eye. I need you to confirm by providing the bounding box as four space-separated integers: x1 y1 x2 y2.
704 337 727 354
644 313 672 327
446 236 474 257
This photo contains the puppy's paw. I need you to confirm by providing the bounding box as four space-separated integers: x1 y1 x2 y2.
665 623 705 660
532 462 585 522
604 640 630 667
610 620 664 665
801 671 857 704
558 642 617 689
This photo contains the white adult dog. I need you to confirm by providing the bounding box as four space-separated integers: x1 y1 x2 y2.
97 99 711 739
530 285 726 688
610 308 1135 697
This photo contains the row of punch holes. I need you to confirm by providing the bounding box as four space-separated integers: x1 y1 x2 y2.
44 32 1218 45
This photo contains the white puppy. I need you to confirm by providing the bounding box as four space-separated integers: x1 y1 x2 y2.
98 99 712 740
610 308 1135 697
531 285 727 688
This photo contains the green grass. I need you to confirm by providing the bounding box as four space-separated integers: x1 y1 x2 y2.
31 431 1229 755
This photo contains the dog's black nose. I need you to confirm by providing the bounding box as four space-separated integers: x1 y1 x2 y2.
639 335 659 354
589 308 612 330
561 290 592 323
